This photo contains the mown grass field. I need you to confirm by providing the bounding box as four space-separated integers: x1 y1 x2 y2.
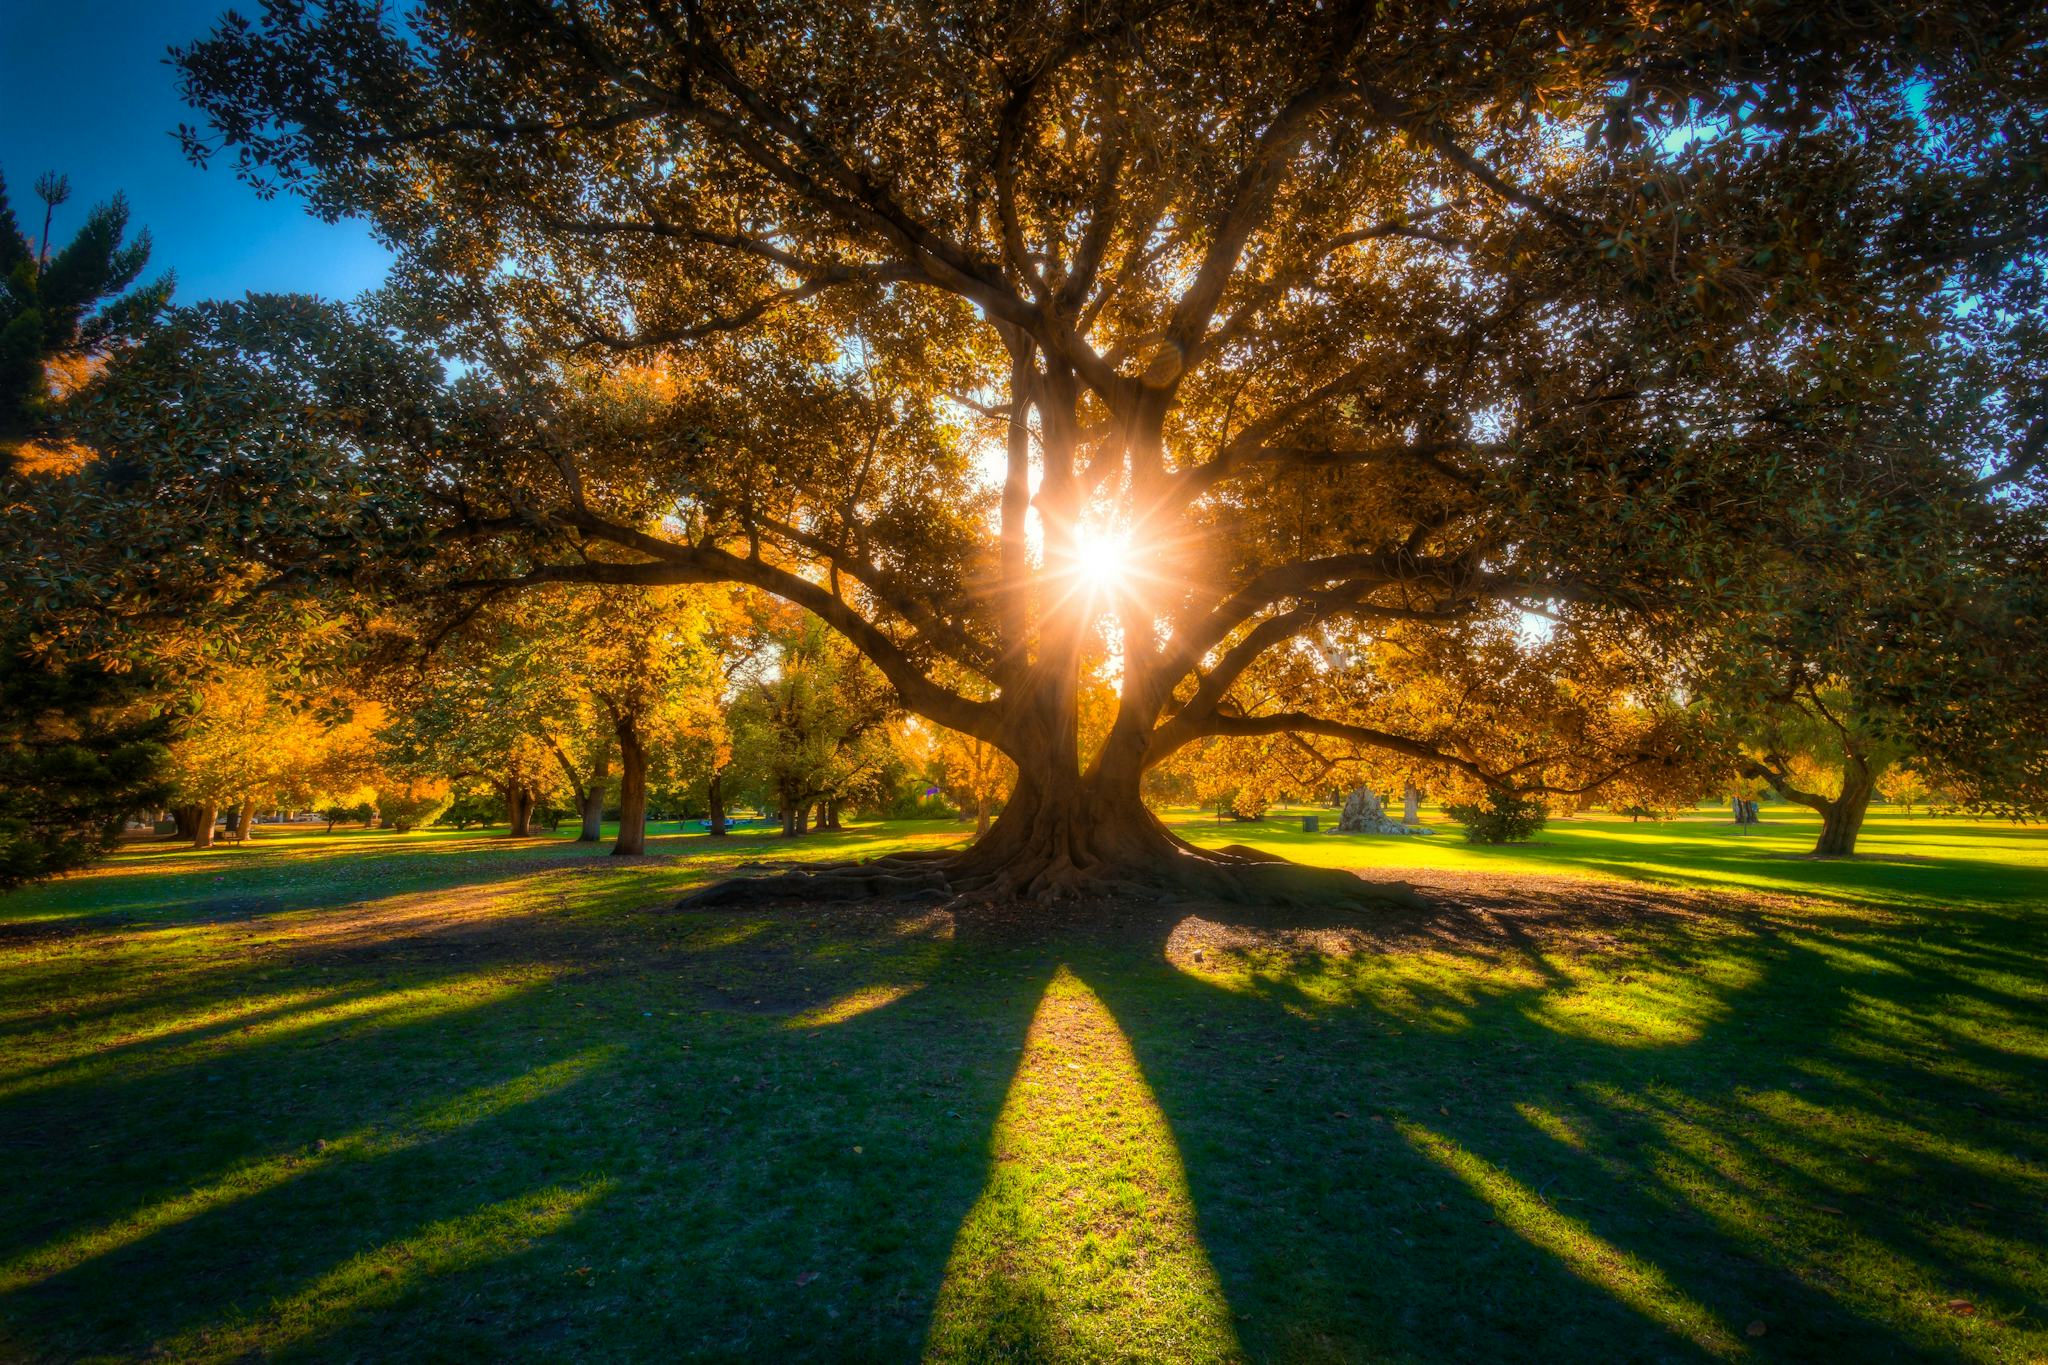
1 806 2044 1361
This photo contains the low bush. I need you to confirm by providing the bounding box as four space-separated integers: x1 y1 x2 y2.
1445 790 1547 844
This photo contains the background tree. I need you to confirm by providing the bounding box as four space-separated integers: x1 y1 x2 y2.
1 169 169 471
932 725 1015 839
378 627 568 838
0 171 176 884
151 0 2048 905
728 614 899 837
0 653 167 885
161 663 343 846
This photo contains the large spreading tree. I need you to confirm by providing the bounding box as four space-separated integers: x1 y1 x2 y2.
160 0 2047 904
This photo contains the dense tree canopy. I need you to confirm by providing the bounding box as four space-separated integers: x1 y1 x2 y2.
21 0 2025 903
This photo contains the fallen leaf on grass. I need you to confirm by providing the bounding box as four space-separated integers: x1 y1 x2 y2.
1815 1205 1845 1215
1946 1299 1975 1316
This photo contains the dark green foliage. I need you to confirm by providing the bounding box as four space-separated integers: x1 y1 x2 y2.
0 650 168 887
436 789 503 830
1445 790 1548 845
0 169 169 466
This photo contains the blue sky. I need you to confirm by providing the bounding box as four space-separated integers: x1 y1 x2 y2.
0 1 393 304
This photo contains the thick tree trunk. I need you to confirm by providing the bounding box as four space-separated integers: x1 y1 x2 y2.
191 804 218 849
1403 782 1421 825
975 792 991 838
504 785 535 837
172 805 202 842
233 796 254 843
613 720 647 856
680 640 1420 912
682 750 1422 912
818 798 843 832
779 790 796 837
708 770 727 836
1813 760 1877 857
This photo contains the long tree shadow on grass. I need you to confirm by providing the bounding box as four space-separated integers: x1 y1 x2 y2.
1064 876 2047 1361
6 860 2043 1360
0 883 1059 1360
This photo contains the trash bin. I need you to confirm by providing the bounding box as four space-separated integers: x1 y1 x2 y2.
1301 815 1319 833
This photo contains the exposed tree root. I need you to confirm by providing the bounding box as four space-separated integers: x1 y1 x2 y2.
675 842 1425 914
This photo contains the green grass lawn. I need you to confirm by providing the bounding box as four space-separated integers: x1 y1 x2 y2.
1 806 2044 1361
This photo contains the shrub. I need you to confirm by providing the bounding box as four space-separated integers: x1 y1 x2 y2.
1445 790 1547 844
375 778 453 833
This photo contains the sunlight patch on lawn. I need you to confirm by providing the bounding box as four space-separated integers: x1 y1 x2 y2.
1399 1121 1740 1356
924 967 1239 1364
0 1049 610 1292
1517 954 1760 1049
156 1180 611 1363
784 983 923 1030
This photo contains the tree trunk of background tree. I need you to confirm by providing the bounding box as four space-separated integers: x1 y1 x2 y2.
707 770 727 836
577 749 608 842
191 804 218 849
976 791 991 838
818 798 842 832
1404 783 1421 825
172 805 202 842
613 719 647 856
232 796 254 843
1813 759 1877 857
504 784 534 837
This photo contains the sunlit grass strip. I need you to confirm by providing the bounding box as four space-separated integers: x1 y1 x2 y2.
1399 1121 1741 1357
0 1049 610 1293
0 970 554 1101
783 983 923 1030
0 986 351 1084
156 1180 611 1364
925 968 1238 1364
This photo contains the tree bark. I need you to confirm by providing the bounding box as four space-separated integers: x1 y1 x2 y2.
1813 758 1877 857
975 791 991 838
575 748 607 842
172 805 202 842
613 719 648 856
191 804 218 849
818 798 843 832
1403 782 1421 825
707 770 727 837
504 784 535 837
233 796 254 843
